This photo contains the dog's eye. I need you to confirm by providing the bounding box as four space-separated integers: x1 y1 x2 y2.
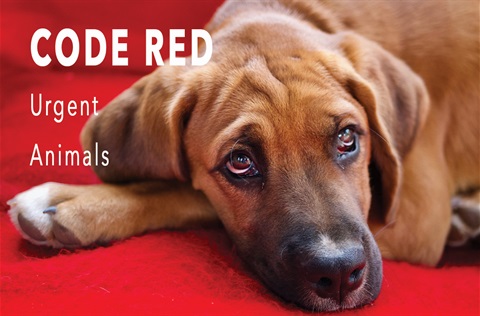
226 152 260 178
337 127 357 157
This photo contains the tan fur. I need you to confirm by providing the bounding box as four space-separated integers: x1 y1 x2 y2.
8 0 479 311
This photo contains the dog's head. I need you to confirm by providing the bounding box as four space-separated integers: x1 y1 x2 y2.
82 20 428 311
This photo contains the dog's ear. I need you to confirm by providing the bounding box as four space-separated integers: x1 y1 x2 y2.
81 65 199 183
337 33 430 224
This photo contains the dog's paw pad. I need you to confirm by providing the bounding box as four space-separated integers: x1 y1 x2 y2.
17 213 47 242
7 183 80 248
51 221 81 247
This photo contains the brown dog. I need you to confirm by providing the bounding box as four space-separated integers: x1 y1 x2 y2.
8 0 479 311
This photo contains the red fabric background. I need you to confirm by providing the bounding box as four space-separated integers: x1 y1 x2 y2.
1 1 479 315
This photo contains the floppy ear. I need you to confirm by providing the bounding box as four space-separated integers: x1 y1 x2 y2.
338 33 430 224
81 66 198 183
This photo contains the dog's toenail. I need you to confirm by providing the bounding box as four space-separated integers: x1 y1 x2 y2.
17 213 47 241
43 206 57 214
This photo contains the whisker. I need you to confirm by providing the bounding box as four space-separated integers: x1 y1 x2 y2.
373 220 396 239
228 138 242 164
369 128 389 145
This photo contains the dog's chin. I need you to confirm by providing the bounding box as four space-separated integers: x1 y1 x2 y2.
247 232 383 312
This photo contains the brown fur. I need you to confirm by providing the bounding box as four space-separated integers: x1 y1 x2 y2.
8 0 479 311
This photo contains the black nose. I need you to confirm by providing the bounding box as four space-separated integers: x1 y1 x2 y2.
301 246 366 303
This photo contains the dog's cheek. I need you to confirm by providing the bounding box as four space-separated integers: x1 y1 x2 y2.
344 146 372 220
355 165 373 219
192 172 261 242
216 194 261 243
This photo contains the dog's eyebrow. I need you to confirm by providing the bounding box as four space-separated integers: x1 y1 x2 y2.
208 122 269 174
332 112 361 129
209 117 251 159
208 114 274 160
220 124 264 153
323 98 367 129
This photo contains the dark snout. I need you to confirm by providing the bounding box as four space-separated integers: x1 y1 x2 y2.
299 244 366 302
250 220 382 311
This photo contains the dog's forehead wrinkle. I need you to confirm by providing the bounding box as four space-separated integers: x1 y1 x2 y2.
210 54 363 146
211 63 291 120
210 112 276 158
213 45 353 117
209 98 341 165
212 68 248 114
241 58 290 107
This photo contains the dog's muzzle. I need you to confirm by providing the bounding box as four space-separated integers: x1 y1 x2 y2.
297 244 367 302
247 222 382 311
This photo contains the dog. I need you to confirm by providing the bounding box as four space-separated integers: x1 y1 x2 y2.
7 0 479 311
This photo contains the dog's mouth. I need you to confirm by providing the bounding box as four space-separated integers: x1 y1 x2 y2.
243 228 383 311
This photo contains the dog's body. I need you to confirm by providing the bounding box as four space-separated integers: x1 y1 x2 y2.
8 0 479 311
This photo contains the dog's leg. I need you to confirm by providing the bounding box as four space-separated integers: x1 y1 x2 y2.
8 181 217 248
447 190 480 246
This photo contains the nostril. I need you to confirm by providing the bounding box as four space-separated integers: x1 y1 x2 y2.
316 275 340 300
349 268 362 283
347 263 366 290
318 277 333 288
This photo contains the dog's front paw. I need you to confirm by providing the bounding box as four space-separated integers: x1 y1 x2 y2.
8 183 83 248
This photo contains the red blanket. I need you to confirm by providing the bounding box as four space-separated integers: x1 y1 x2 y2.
1 1 479 315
